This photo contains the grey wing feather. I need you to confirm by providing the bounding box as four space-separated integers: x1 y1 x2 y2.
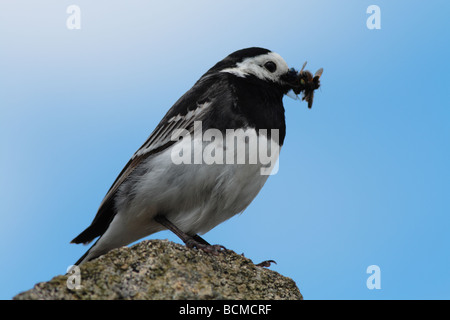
100 100 212 208
70 102 210 244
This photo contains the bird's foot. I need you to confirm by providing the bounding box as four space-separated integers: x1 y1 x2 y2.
185 238 226 255
255 260 277 268
154 215 226 255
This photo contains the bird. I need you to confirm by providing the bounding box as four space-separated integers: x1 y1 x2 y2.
71 47 322 265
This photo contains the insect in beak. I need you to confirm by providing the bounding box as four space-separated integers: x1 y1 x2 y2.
296 66 323 109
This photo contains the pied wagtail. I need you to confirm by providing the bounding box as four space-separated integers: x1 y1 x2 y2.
71 47 322 265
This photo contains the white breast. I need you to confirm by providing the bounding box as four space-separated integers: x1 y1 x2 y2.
92 128 280 260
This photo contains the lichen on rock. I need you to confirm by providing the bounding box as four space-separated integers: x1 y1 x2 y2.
14 239 302 300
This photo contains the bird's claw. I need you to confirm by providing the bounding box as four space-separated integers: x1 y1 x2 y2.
255 260 277 268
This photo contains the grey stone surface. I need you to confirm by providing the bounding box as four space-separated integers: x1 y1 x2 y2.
14 239 302 300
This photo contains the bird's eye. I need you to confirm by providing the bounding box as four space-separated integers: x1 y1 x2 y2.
264 61 277 73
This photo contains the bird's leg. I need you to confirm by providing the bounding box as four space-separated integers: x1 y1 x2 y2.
154 215 226 255
192 234 211 246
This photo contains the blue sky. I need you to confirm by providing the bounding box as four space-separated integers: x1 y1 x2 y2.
1 1 449 299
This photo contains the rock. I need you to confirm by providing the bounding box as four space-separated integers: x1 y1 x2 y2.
13 239 302 300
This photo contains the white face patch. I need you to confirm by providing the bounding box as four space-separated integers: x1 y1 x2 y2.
220 52 290 83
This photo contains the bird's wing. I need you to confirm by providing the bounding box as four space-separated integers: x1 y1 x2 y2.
71 75 229 244
100 100 212 208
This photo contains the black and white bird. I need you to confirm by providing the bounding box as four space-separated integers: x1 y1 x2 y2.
71 47 322 265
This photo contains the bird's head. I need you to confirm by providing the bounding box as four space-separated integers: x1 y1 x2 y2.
211 47 323 108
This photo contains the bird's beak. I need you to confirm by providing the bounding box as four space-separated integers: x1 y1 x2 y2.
281 68 300 89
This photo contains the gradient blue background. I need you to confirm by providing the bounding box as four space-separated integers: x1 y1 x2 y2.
1 1 449 299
